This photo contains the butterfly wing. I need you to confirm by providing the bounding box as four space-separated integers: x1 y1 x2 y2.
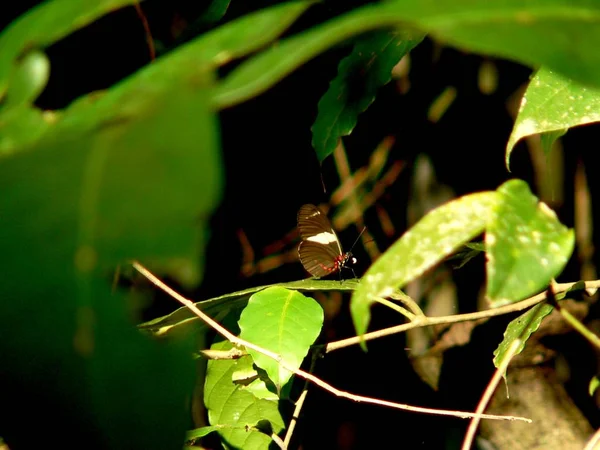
297 204 344 277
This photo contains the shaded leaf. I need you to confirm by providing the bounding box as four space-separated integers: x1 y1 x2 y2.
351 192 498 346
311 30 424 162
0 0 140 98
0 6 223 449
199 0 232 25
506 67 600 168
238 287 324 391
486 180 574 306
493 302 554 381
213 0 600 109
205 340 285 450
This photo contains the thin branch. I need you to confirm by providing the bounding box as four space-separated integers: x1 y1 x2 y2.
133 2 156 60
324 280 600 353
554 301 600 350
373 296 415 320
461 339 522 450
583 427 600 450
133 261 531 423
283 354 318 447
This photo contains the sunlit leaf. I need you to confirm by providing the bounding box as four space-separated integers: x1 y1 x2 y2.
506 67 600 168
205 340 285 450
238 287 324 391
493 302 554 381
351 192 498 346
139 278 357 336
486 180 574 306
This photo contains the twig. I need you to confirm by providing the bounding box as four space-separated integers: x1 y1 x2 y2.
133 2 156 60
583 427 600 450
283 354 318 447
554 302 600 350
133 261 531 423
324 280 600 353
461 339 523 450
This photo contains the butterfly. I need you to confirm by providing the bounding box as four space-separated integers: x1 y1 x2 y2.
297 204 357 278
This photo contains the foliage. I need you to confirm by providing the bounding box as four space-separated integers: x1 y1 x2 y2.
1 0 599 448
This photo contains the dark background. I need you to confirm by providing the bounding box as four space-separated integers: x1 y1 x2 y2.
3 1 599 448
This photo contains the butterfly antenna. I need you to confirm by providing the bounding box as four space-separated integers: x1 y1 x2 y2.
348 226 367 253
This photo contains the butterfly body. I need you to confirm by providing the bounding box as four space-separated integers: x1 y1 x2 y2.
297 204 356 278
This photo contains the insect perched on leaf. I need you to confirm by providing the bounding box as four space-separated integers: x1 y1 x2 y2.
297 204 359 278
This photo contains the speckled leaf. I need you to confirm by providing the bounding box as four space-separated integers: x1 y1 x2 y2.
204 339 285 450
493 303 553 380
506 67 600 169
311 30 424 162
351 192 498 345
238 287 324 391
486 180 574 306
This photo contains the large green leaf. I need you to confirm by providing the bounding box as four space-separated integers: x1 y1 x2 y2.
205 340 285 450
350 192 498 345
139 278 358 336
486 180 574 306
311 30 424 162
0 4 224 448
506 67 600 169
213 0 600 109
0 0 141 99
238 287 324 391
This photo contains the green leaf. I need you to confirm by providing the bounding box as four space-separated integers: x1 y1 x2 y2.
0 274 197 449
184 0 314 70
0 8 223 448
589 376 600 397
205 340 285 450
238 287 324 391
540 129 568 156
139 278 358 336
186 425 223 441
0 106 52 155
213 0 600 109
486 180 574 306
493 302 554 381
0 0 141 98
351 192 498 346
311 30 424 162
198 0 232 25
506 67 600 168
2 49 50 110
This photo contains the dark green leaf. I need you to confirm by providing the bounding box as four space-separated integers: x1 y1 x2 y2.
213 0 600 109
238 287 324 391
0 0 141 98
486 180 574 306
351 192 498 346
0 9 222 448
311 30 424 161
199 0 232 25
